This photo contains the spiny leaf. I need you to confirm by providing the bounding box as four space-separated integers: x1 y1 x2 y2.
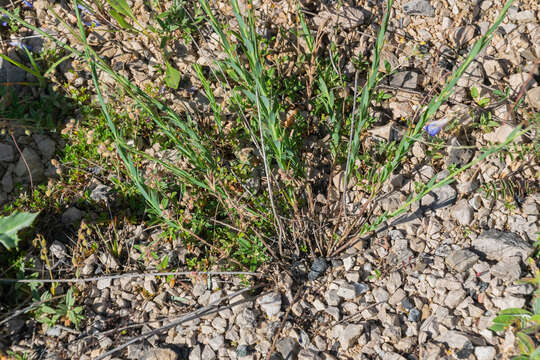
0 211 39 250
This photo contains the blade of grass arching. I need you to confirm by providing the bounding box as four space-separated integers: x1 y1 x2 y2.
43 53 74 77
128 147 213 192
332 125 529 256
21 46 46 88
375 0 515 187
255 88 285 257
297 7 313 53
193 64 222 131
344 0 394 186
198 0 236 60
0 53 41 81
73 0 163 216
107 0 137 23
196 0 275 165
201 0 289 173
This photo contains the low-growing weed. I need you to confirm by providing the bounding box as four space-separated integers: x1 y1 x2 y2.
490 265 540 359
33 288 85 330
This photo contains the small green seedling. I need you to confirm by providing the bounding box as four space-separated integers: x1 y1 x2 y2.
34 288 85 330
470 86 490 107
490 268 540 359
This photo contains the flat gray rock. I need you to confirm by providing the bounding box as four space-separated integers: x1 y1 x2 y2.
201 346 215 360
435 330 471 349
475 346 496 360
14 147 45 183
0 144 14 162
313 5 369 29
403 0 435 16
389 71 419 89
445 249 479 272
491 256 522 282
276 337 299 359
339 324 363 350
473 229 533 261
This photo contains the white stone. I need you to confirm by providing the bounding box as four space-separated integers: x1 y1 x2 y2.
475 346 496 360
258 292 281 317
451 199 474 226
338 324 363 350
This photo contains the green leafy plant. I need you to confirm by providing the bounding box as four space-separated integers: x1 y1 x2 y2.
34 288 85 330
490 269 540 359
470 86 490 107
156 0 204 40
0 212 39 250
164 61 181 89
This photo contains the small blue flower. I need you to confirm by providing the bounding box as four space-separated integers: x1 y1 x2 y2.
424 118 450 136
77 4 93 14
82 19 100 27
78 4 100 26
22 0 33 8
8 40 32 51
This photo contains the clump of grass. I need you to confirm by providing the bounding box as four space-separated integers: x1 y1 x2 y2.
0 0 529 270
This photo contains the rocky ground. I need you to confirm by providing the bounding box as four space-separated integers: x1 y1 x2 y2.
1 0 539 359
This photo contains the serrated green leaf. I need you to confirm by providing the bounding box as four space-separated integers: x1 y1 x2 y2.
0 211 39 250
165 62 181 89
